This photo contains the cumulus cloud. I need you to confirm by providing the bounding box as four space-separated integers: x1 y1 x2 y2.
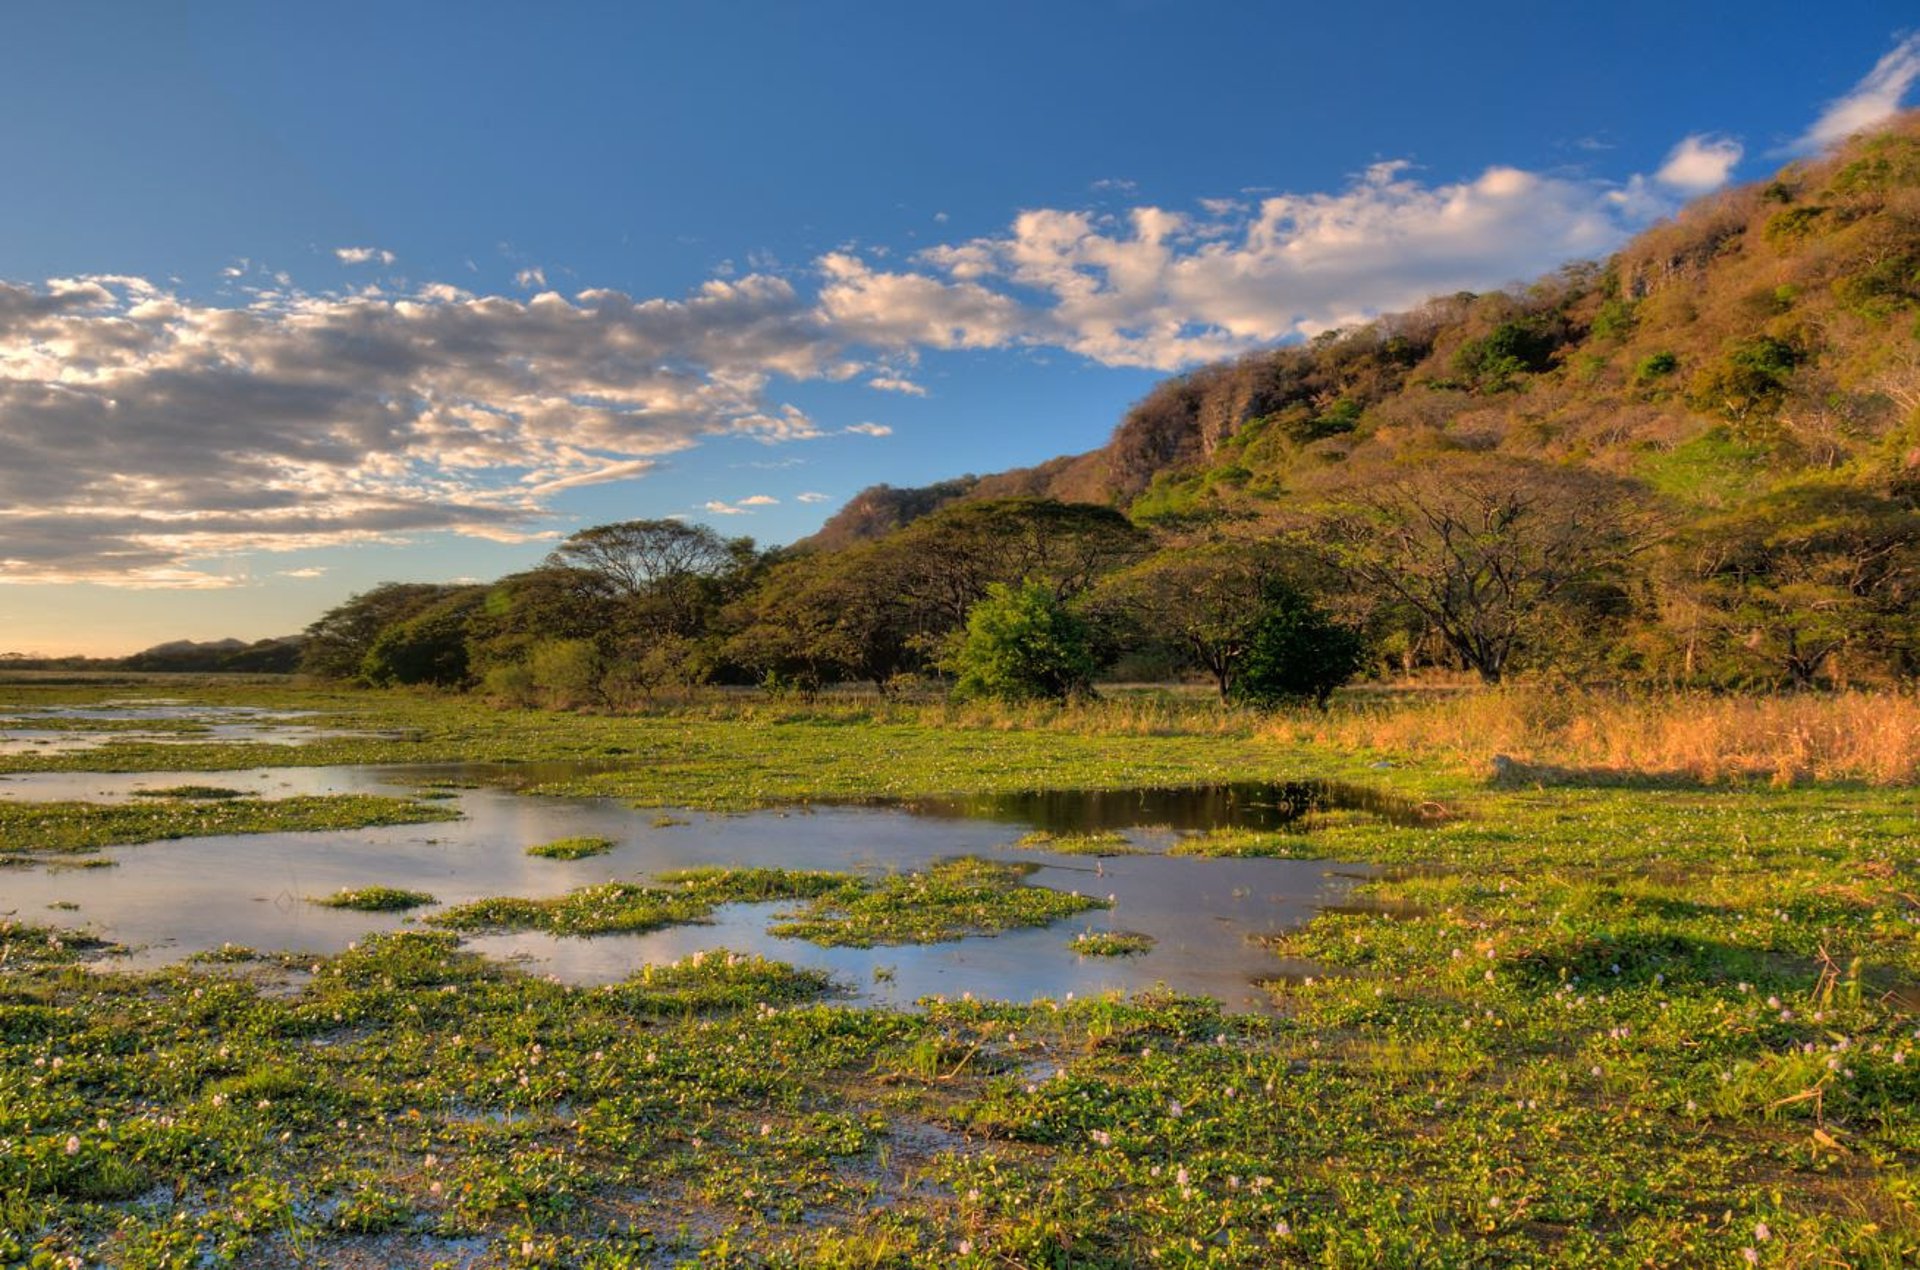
889 160 1639 369
816 252 1025 350
843 422 893 437
1656 135 1743 192
795 491 830 503
514 266 547 289
279 567 327 578
738 494 778 506
334 246 396 266
702 500 749 515
1793 33 1920 153
0 273 842 584
867 374 928 396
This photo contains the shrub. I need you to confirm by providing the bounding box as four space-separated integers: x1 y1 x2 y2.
528 638 603 709
947 581 1097 703
1227 587 1367 709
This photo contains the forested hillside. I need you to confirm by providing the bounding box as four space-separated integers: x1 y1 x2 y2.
308 116 1920 700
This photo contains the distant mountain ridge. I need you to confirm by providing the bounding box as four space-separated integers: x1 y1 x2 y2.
1 636 303 673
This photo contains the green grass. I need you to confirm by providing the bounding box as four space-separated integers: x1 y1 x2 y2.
0 683 1430 809
431 867 857 936
0 794 458 856
1168 826 1320 857
1069 929 1156 956
127 784 253 800
1014 829 1145 855
524 834 616 860
311 886 436 912
769 856 1109 947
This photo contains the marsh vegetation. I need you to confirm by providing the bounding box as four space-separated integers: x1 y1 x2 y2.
1 682 1917 1265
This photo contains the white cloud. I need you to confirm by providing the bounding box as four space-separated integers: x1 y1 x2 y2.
867 374 927 396
278 567 328 578
738 494 778 506
898 159 1640 369
1793 34 1920 153
843 422 893 437
702 500 749 515
816 252 1025 350
514 266 547 289
335 246 397 266
1656 134 1743 192
525 458 660 495
796 491 830 503
0 272 841 584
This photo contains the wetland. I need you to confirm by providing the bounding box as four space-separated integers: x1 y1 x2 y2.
4 684 1920 1266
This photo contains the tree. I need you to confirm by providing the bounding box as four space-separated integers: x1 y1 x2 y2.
875 498 1150 639
299 583 465 680
721 544 918 692
1229 587 1368 708
545 519 746 599
545 519 756 643
359 588 488 687
1094 540 1325 701
1667 477 1920 687
945 581 1097 703
463 567 621 676
1322 458 1650 683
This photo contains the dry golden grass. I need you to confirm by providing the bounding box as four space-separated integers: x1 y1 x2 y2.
1264 687 1920 787
650 680 1920 786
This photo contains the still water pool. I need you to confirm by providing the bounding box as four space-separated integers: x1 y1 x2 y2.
0 763 1417 1012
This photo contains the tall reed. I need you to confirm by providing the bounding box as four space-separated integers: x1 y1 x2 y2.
1264 688 1920 786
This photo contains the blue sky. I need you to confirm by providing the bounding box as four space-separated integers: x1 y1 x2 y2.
2 2 1917 654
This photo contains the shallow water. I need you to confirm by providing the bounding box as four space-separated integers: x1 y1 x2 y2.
901 780 1429 831
0 699 377 755
2 762 1406 1011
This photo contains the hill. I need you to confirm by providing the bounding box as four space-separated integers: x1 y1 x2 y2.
812 113 1920 538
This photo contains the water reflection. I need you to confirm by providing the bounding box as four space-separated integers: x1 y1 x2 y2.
0 700 377 755
899 780 1429 831
1 763 1426 1011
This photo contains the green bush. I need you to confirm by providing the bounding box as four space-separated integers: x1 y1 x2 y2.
528 638 603 709
1633 351 1678 384
947 581 1096 703
1226 586 1367 709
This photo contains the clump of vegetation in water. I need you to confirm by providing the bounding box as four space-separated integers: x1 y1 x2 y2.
770 856 1108 947
1069 929 1155 956
0 794 459 857
1168 827 1321 858
431 867 857 935
525 834 616 860
128 784 253 800
1014 829 1144 855
312 886 436 912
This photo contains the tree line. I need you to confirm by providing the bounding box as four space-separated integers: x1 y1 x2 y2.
300 466 1920 707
